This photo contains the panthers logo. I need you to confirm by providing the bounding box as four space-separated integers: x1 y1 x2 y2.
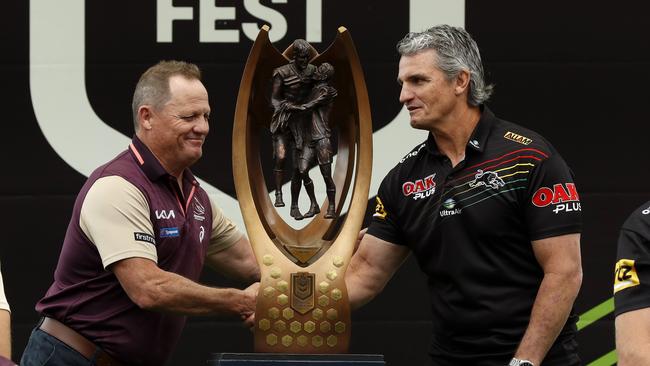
469 169 505 190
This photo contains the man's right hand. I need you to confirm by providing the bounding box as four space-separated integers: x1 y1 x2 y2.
243 312 256 331
241 282 259 317
241 282 259 330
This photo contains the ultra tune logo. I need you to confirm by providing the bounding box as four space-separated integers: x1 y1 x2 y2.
440 198 461 217
402 174 436 201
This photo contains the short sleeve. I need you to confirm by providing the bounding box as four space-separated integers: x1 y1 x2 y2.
0 267 9 312
207 195 244 255
367 175 404 246
0 356 16 366
524 154 582 240
80 176 158 269
614 203 650 316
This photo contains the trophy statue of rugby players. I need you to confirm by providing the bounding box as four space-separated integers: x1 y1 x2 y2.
270 41 338 220
233 25 372 353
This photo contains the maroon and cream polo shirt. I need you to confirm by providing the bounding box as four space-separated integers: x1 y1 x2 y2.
0 356 16 366
36 136 242 366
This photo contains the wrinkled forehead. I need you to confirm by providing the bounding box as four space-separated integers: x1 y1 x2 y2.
398 50 439 76
166 76 209 107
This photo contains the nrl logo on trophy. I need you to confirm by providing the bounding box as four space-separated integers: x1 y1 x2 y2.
233 25 372 353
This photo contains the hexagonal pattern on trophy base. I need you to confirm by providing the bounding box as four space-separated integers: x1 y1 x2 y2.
255 268 351 353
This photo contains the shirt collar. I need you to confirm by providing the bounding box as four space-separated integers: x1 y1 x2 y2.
466 105 496 153
128 136 199 187
424 105 497 156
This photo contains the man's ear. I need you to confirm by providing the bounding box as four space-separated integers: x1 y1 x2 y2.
138 105 154 130
455 69 471 96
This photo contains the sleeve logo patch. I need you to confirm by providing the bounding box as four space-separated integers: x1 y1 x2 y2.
614 259 640 293
134 232 155 245
373 196 387 219
532 183 581 214
504 131 533 145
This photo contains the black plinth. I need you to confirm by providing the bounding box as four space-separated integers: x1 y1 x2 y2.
207 353 385 365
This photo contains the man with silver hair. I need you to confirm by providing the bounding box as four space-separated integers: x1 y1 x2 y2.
346 25 582 366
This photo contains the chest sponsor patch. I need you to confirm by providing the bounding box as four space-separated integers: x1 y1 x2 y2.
440 198 462 217
160 227 180 238
402 174 436 201
504 131 533 145
134 232 155 245
155 209 175 220
614 259 640 293
532 183 581 214
193 197 206 221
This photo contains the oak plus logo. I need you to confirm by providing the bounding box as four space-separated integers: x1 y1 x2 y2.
402 174 436 201
532 183 581 214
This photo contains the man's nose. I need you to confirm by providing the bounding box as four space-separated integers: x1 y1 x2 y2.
399 85 413 104
194 116 209 134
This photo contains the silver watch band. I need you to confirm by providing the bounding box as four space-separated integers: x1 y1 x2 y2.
509 358 535 366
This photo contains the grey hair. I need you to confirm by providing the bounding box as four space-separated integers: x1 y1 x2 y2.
396 25 493 106
131 60 202 131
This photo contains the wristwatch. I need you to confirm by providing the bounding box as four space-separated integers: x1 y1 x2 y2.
509 358 534 366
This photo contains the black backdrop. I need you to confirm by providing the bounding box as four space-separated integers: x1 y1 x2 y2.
1 1 649 365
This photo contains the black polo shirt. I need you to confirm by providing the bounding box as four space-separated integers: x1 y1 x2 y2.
614 200 650 316
368 106 582 363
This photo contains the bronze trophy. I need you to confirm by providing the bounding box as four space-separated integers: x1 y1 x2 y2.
233 26 372 353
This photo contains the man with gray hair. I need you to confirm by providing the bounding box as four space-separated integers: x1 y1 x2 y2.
346 25 582 366
21 60 260 366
